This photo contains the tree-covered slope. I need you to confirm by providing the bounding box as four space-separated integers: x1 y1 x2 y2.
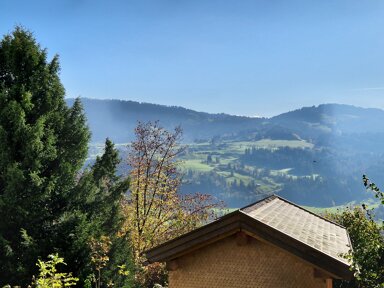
67 98 384 147
66 98 265 142
73 98 384 207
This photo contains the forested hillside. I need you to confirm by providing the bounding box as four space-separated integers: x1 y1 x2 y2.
73 98 384 207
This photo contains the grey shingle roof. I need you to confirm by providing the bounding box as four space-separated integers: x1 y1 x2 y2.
241 195 351 265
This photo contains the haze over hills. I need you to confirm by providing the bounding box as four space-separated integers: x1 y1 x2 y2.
66 98 265 143
67 98 384 208
67 98 384 142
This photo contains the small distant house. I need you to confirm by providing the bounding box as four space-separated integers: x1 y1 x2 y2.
145 195 353 288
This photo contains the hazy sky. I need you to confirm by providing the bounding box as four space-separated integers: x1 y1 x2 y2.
1 0 384 116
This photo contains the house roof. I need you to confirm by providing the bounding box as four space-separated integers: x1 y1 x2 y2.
145 195 353 280
241 195 350 265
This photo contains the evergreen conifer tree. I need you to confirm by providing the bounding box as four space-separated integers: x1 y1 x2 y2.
0 27 90 285
0 27 133 287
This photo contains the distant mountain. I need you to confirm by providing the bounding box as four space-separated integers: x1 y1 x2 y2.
67 98 384 147
271 104 384 152
66 98 265 142
271 103 384 135
67 98 384 207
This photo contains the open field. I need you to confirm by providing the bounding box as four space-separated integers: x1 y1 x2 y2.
226 139 314 152
181 159 214 172
302 198 381 215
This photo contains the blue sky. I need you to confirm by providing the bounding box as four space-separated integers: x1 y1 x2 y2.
1 0 384 116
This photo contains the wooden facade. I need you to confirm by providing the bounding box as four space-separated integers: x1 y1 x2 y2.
167 234 333 288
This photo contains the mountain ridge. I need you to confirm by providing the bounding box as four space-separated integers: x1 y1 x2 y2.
66 98 384 143
67 97 384 119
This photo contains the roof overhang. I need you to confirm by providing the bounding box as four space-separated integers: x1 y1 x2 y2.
145 211 353 280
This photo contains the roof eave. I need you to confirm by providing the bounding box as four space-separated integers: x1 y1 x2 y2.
145 210 243 262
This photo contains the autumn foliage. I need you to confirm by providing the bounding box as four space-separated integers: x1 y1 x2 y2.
121 122 223 263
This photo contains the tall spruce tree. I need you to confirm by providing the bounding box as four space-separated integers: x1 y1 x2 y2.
0 27 90 285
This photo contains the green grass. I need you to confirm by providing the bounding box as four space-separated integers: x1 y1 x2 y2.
269 168 292 176
180 139 310 195
224 139 313 152
302 198 381 215
302 205 347 215
181 159 214 172
187 139 313 156
252 139 314 149
217 156 237 165
217 171 231 177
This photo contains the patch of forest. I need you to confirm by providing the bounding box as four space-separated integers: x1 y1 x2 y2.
88 137 383 208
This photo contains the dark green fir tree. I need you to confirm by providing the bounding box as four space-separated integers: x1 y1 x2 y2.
0 27 133 287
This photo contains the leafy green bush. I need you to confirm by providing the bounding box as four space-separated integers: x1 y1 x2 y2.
32 254 78 288
327 175 384 288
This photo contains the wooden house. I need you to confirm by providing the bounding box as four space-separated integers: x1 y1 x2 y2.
145 195 353 288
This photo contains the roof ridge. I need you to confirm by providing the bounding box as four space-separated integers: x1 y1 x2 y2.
239 194 277 212
273 195 347 229
238 194 347 229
